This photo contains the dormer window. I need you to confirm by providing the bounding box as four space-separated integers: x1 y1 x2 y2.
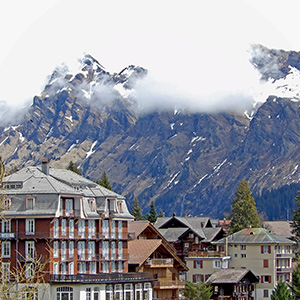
89 199 95 211
3 197 11 210
65 199 74 216
118 201 123 213
26 197 35 210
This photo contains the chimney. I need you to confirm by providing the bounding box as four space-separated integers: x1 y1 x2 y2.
42 157 50 175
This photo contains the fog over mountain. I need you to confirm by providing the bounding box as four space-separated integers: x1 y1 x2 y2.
1 45 300 218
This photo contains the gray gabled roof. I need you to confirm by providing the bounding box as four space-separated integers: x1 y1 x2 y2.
2 165 132 218
207 269 259 284
158 227 189 242
214 228 296 245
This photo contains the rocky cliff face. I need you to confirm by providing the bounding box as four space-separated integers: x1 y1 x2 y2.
1 46 300 217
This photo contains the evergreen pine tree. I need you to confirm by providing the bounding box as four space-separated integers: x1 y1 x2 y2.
146 201 158 223
97 171 112 191
182 281 213 300
131 197 143 220
66 160 81 175
229 180 260 234
271 281 293 300
292 191 300 244
293 258 300 299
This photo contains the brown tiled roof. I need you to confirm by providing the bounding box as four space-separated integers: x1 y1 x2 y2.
207 269 258 284
128 239 162 266
263 221 295 239
128 220 151 237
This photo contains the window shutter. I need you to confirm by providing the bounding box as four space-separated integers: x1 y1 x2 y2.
200 260 203 268
194 261 196 268
192 275 196 283
268 246 271 254
263 260 268 268
261 246 264 254
268 276 271 283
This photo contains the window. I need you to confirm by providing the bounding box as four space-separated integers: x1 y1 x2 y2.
65 199 73 216
61 262 67 275
2 262 10 282
135 283 142 300
240 245 246 250
26 197 34 210
103 261 109 273
25 289 38 300
241 254 247 259
78 220 85 237
53 241 59 258
262 245 271 254
86 288 91 300
103 220 109 238
111 220 115 239
53 219 59 238
94 288 99 300
111 261 116 273
2 219 11 233
90 261 97 274
119 201 123 213
261 275 271 283
56 287 73 300
2 241 10 258
124 284 133 300
115 284 122 300
89 199 95 211
111 241 116 260
69 219 74 238
78 262 86 274
61 219 67 236
118 221 123 239
25 241 35 259
3 197 11 209
106 285 113 300
88 241 95 260
118 241 123 259
213 260 221 269
61 241 67 261
118 261 123 273
69 262 74 275
78 241 85 260
25 263 35 278
194 260 203 269
69 241 74 258
88 220 95 238
103 241 109 259
263 289 269 298
26 219 35 235
53 262 59 275
263 259 269 268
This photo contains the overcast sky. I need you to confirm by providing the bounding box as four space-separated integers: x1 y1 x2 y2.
0 0 299 110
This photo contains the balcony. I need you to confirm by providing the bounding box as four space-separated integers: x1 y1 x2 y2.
0 232 15 239
77 253 130 261
50 272 154 284
188 250 227 257
145 258 174 267
276 252 294 258
153 280 185 289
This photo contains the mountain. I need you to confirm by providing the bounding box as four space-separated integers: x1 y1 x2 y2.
1 45 300 218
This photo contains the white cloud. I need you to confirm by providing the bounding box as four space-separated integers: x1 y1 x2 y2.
0 0 298 113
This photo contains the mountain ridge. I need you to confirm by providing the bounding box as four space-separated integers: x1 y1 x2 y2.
1 45 300 218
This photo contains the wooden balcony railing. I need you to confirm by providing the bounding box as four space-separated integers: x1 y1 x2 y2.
50 272 154 283
187 250 226 257
153 280 185 289
145 258 174 267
